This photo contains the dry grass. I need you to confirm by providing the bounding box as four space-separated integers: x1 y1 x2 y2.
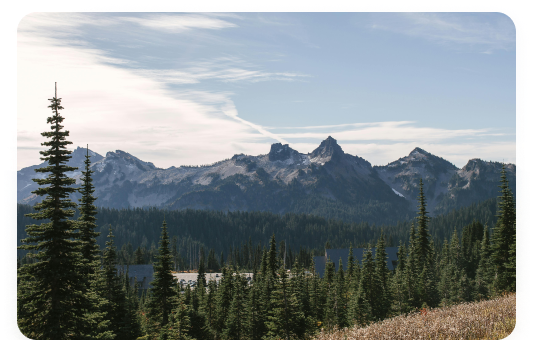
314 293 515 340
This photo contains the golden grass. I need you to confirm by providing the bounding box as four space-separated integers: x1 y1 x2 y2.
314 293 516 340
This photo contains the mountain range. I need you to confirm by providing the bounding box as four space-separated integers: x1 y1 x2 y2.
17 137 515 224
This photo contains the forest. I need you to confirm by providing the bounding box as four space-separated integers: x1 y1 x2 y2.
17 91 516 340
17 197 499 272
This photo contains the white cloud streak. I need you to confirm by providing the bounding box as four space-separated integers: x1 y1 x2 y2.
273 121 503 142
370 13 515 52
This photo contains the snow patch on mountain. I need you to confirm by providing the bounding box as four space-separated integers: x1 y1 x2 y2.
392 188 404 197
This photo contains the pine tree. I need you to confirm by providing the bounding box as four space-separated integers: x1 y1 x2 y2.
146 220 177 337
507 202 527 293
169 287 191 340
414 178 431 275
461 220 484 280
202 279 218 337
333 259 348 328
391 242 410 315
418 239 440 308
491 164 516 293
475 226 492 299
349 247 374 325
197 251 207 288
346 246 355 285
373 233 391 320
264 262 307 340
213 267 233 339
308 260 324 332
405 223 418 308
74 143 115 339
18 85 96 339
267 234 278 277
323 257 336 330
78 145 100 270
222 274 247 340
101 226 139 340
244 271 264 340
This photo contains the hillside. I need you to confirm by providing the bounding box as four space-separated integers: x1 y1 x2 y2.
314 293 516 340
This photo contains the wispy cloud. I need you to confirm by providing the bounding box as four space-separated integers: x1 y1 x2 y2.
370 13 515 52
134 55 310 84
273 121 502 142
119 14 238 33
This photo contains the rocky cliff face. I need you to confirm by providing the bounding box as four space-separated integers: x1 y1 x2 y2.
373 148 515 215
17 138 516 223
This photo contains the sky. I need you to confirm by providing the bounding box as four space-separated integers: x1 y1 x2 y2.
17 12 516 170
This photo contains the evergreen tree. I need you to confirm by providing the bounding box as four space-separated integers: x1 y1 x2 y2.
222 274 247 340
77 145 113 340
101 227 142 340
146 220 177 337
414 178 431 275
323 257 336 330
417 239 440 308
78 145 100 270
373 233 391 320
170 290 191 340
308 260 324 331
346 246 355 286
202 279 218 337
187 278 208 340
437 239 452 304
507 202 526 293
349 247 374 325
475 226 492 299
244 271 264 340
405 223 418 308
213 267 233 339
390 242 410 315
18 85 98 339
264 261 307 340
267 234 278 277
461 220 484 280
197 251 207 288
491 165 516 293
333 259 348 328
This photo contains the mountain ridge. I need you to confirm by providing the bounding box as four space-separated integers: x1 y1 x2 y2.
17 138 515 224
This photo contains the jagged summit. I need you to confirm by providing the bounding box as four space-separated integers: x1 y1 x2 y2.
310 136 344 162
268 143 298 162
103 150 157 171
409 147 430 156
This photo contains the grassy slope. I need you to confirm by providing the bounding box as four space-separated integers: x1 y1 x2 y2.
314 293 515 340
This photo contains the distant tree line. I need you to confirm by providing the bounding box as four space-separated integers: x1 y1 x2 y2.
18 196 499 271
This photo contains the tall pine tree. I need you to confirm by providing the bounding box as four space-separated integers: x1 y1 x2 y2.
146 220 177 338
78 145 100 270
18 84 95 339
491 164 516 293
373 233 391 320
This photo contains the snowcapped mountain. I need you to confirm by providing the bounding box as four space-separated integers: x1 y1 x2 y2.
17 146 103 204
17 138 516 224
374 148 515 215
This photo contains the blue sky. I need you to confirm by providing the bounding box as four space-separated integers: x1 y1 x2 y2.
17 12 516 170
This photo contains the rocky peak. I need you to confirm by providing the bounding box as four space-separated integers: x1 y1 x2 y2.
409 147 430 157
104 150 157 171
71 146 103 164
309 136 344 162
268 143 297 162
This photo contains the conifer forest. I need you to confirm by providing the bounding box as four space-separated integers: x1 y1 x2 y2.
17 89 516 339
